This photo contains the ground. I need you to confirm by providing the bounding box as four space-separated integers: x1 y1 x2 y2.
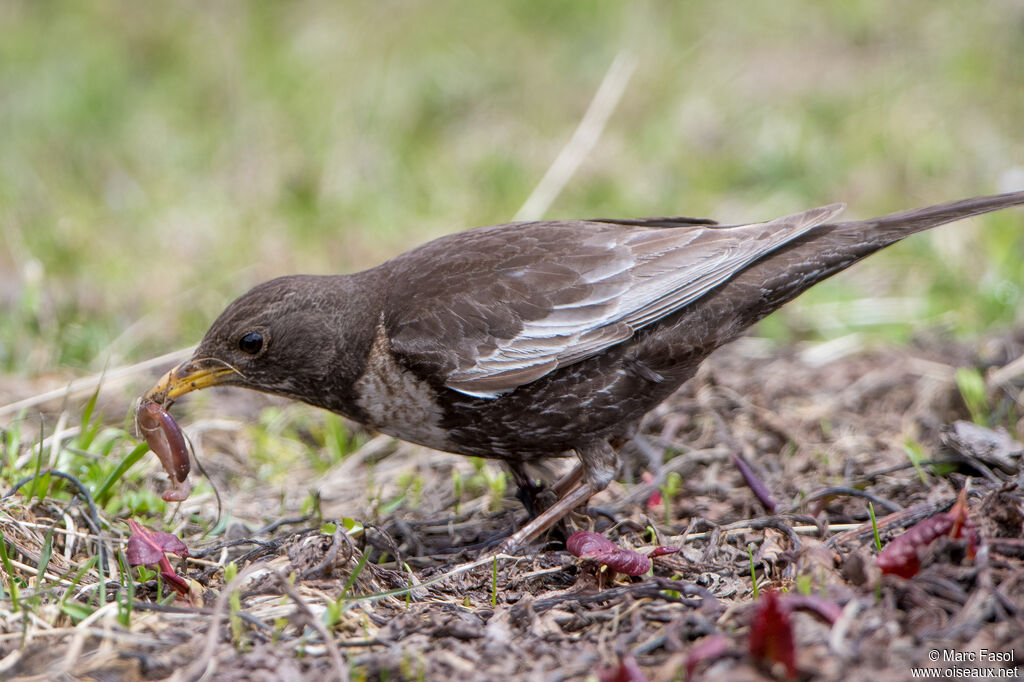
3 4 1024 681
2 328 1022 681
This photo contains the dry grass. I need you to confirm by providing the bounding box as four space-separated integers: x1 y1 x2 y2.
1 328 1023 681
3 4 1024 680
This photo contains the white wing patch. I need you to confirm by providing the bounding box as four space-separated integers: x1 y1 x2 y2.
446 204 845 398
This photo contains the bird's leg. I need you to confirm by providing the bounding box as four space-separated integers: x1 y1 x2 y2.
578 439 618 491
497 481 596 554
503 461 587 539
509 459 586 520
508 462 542 519
550 462 584 498
497 441 617 554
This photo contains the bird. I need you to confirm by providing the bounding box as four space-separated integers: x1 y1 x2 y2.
144 190 1024 552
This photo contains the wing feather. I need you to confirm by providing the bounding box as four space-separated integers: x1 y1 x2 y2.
387 205 845 398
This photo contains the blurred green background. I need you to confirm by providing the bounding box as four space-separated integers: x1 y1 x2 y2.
2 1 1024 379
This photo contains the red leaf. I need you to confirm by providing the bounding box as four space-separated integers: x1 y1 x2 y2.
598 549 652 576
732 452 778 513
685 635 730 682
126 519 189 566
641 471 662 510
567 531 651 576
125 520 192 602
876 534 923 578
749 591 796 679
597 653 649 682
782 594 842 625
160 570 191 597
648 546 680 558
877 488 977 578
567 530 616 556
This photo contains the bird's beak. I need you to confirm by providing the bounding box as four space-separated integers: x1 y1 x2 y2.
145 358 237 404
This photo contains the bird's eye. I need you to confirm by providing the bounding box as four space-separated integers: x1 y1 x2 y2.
238 331 264 355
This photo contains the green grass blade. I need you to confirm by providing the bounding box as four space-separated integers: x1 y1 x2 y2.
0 531 15 608
491 556 498 607
93 442 150 503
115 549 134 627
955 367 991 427
30 421 47 501
77 383 103 450
338 548 372 602
34 527 55 593
868 502 882 553
60 555 99 608
748 544 759 599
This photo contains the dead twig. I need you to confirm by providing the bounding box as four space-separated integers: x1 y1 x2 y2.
514 51 637 221
271 570 348 682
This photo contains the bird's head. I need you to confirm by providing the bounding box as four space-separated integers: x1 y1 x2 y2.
145 275 350 407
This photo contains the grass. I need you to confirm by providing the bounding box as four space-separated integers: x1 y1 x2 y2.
0 4 1023 675
868 503 882 553
955 366 991 427
0 2 1023 379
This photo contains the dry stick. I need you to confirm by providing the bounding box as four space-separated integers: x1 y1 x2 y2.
829 597 866 656
987 351 1024 388
271 571 348 682
500 481 596 553
58 600 120 675
0 626 164 645
678 522 861 543
4 521 104 546
186 563 263 682
0 648 21 677
514 50 637 222
0 346 195 421
4 469 109 574
3 557 69 586
343 552 521 599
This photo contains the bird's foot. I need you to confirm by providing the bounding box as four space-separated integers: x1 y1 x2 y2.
496 481 596 555
493 443 614 555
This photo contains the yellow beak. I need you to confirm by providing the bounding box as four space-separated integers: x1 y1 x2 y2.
145 359 237 404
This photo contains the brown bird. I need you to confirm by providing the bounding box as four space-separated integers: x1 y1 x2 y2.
145 191 1024 551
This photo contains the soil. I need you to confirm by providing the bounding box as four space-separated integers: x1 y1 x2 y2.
2 329 1023 681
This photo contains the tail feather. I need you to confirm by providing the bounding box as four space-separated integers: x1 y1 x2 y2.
831 189 1024 244
702 190 1024 334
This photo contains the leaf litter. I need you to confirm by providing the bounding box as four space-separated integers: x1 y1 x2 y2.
1 329 1023 680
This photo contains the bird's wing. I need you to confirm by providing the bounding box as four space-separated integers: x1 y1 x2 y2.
386 204 845 398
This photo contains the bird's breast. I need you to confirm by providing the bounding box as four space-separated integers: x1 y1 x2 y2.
352 322 452 451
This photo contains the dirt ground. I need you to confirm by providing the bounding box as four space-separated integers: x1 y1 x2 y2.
2 328 1023 681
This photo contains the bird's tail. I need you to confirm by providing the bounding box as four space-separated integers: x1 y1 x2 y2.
831 189 1024 245
708 190 1024 332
